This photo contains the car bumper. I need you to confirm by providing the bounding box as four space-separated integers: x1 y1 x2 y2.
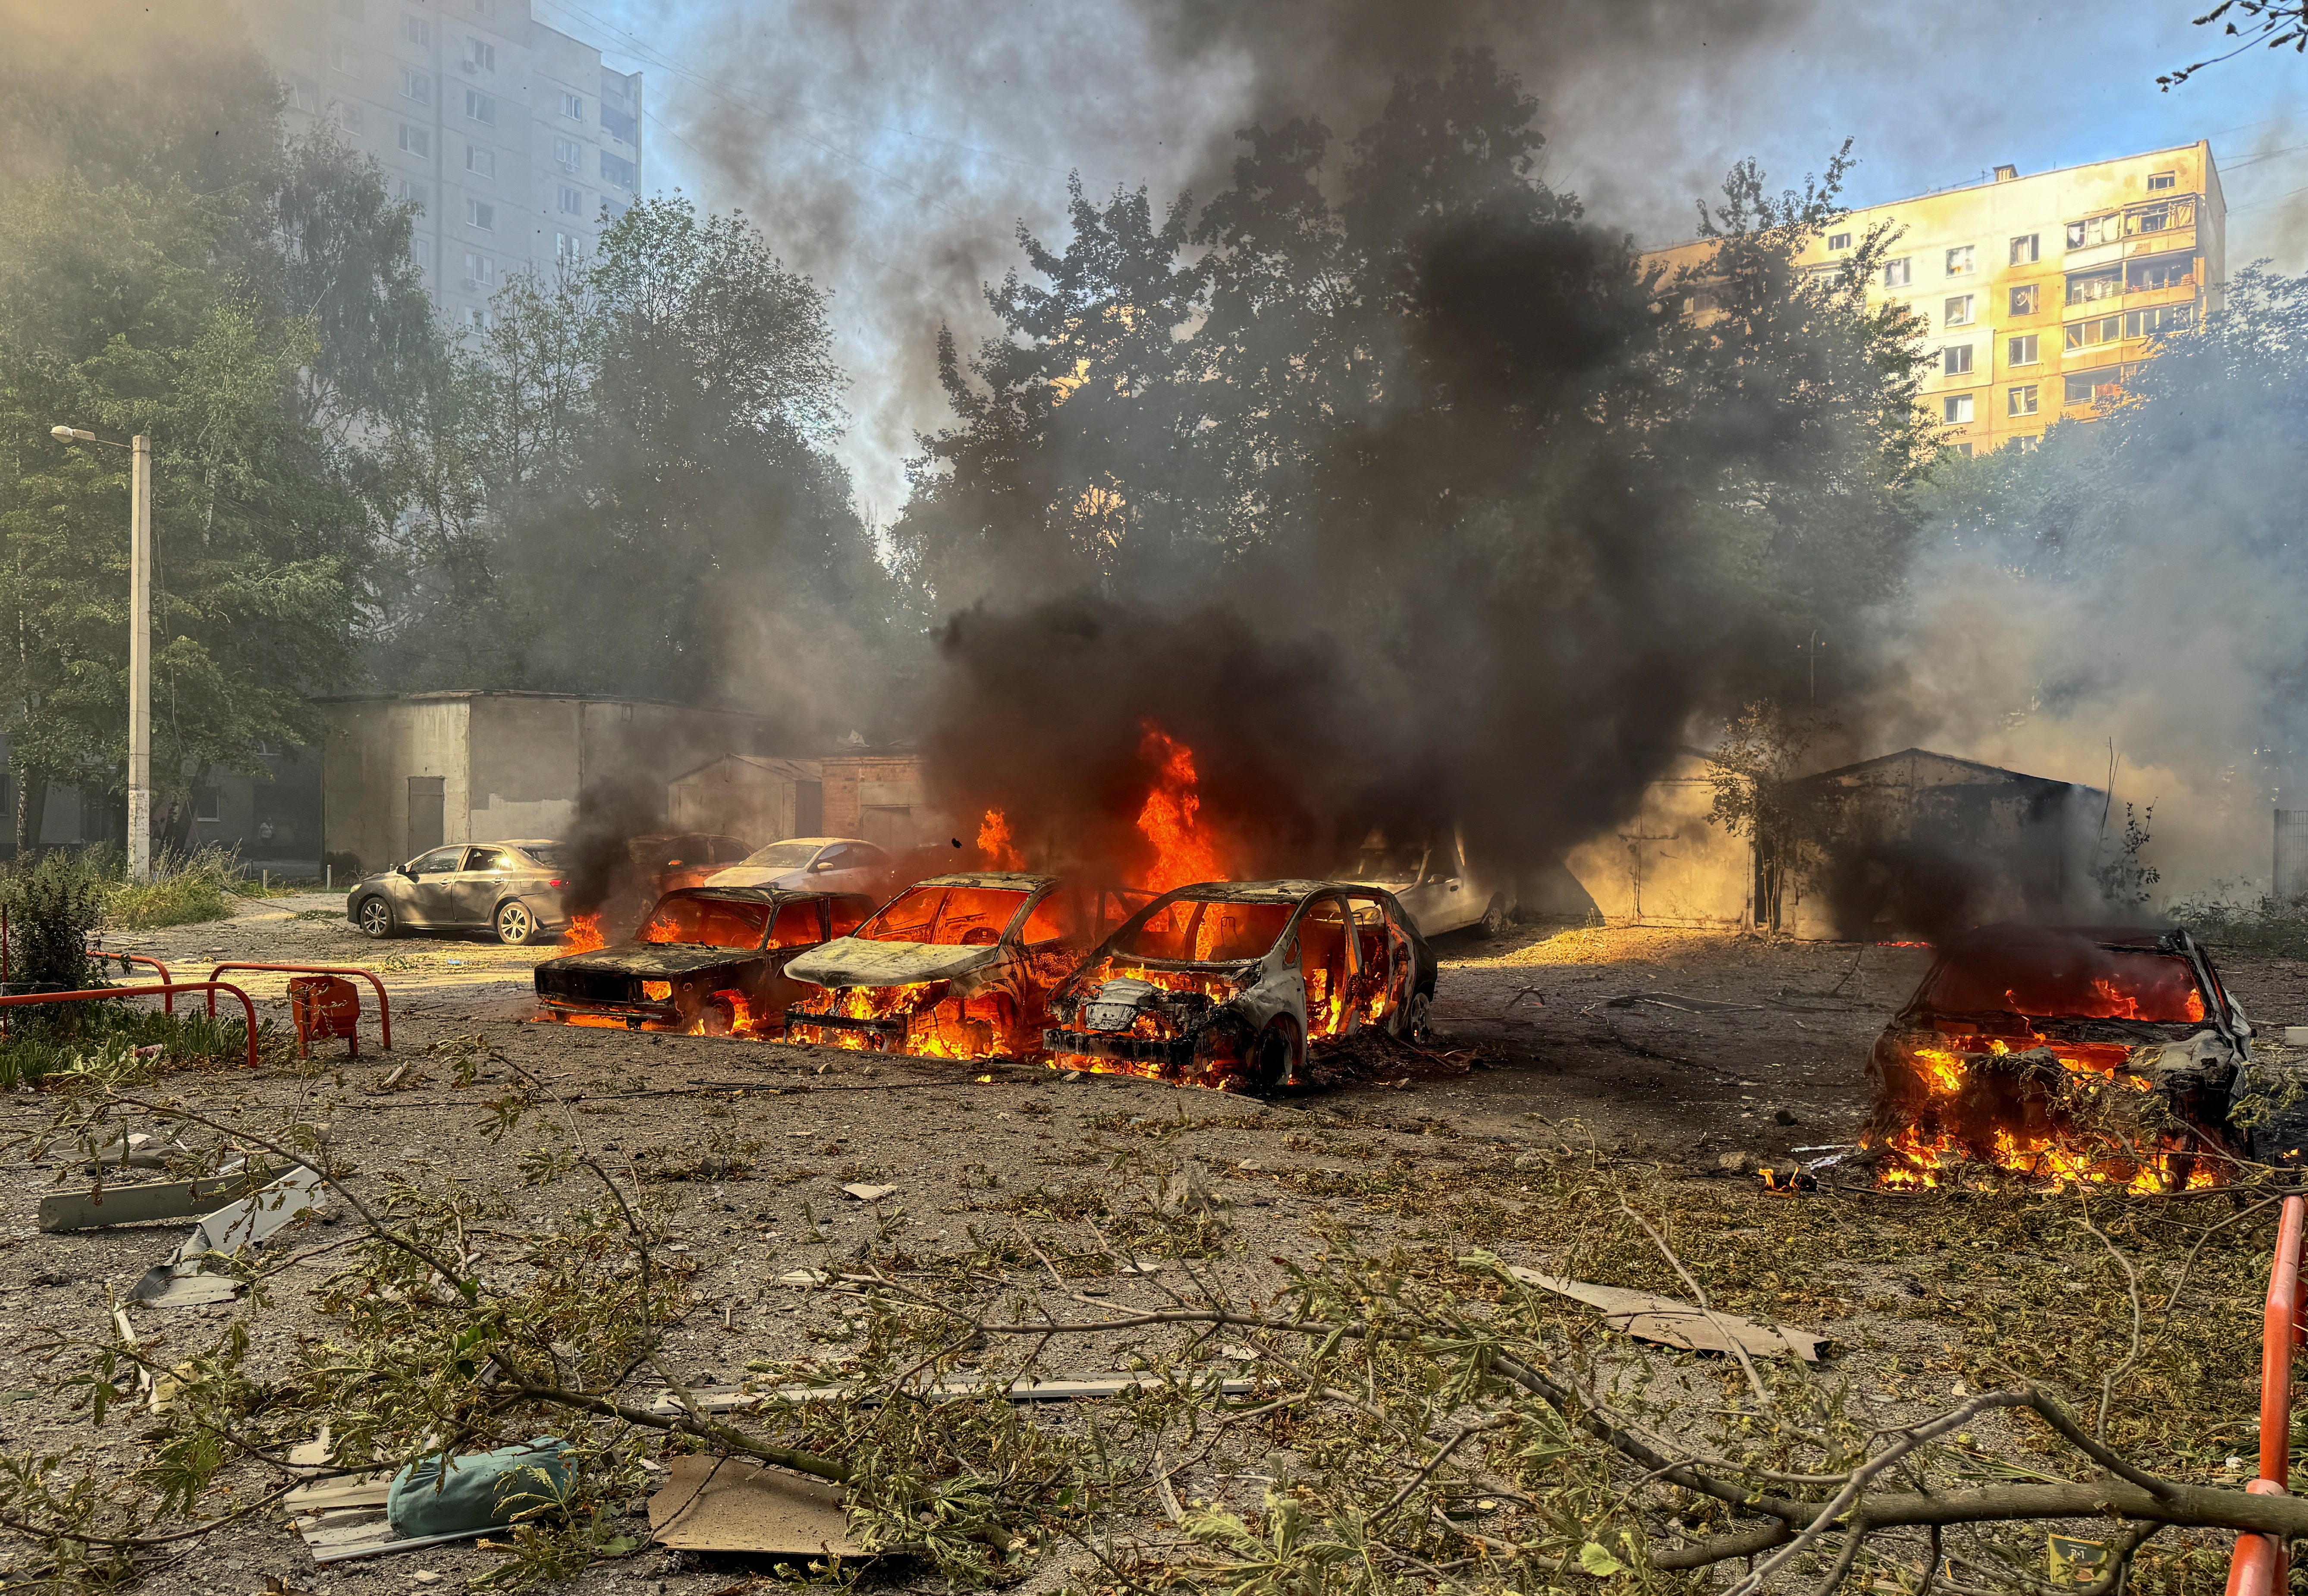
785 1008 907 1040
1043 1027 1193 1068
537 996 681 1028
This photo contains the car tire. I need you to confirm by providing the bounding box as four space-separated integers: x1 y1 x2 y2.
1407 992 1435 1046
1480 896 1511 938
695 995 737 1037
354 896 396 939
495 899 539 945
1251 1016 1300 1092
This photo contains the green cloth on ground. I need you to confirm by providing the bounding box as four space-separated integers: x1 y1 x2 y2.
386 1436 571 1537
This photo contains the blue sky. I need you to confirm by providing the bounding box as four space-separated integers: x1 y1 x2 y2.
537 0 2308 513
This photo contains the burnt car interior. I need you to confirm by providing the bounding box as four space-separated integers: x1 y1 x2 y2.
1909 931 2213 1028
856 884 1033 945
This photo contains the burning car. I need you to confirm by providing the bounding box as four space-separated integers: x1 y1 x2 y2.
1333 825 1514 939
1866 924 2251 1190
534 886 875 1034
1043 880 1438 1090
782 873 1141 1059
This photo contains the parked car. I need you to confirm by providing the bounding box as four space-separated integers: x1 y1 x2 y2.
346 840 572 944
1868 923 2253 1184
1043 880 1437 1090
533 885 875 1034
707 836 894 896
1332 824 1513 939
590 832 759 931
782 872 1145 1059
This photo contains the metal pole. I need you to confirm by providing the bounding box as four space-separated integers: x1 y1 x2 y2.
128 435 151 885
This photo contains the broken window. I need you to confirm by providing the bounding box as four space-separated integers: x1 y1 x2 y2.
1942 344 1973 375
1943 295 1975 327
1020 891 1080 946
465 199 495 231
2065 314 2121 350
2125 304 2194 339
2066 267 2120 305
2009 283 2038 316
2007 333 2039 365
1884 257 1912 288
1945 245 1975 276
856 886 1030 946
2127 254 2195 292
2064 370 2121 405
2066 214 2120 249
2009 233 2040 265
465 144 494 178
2128 198 2193 234
2008 384 2038 416
1942 394 1974 424
639 895 771 949
769 901 824 948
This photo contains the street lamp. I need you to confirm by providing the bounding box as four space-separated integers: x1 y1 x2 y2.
48 424 153 885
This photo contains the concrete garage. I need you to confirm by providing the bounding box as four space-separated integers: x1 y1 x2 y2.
319 691 793 877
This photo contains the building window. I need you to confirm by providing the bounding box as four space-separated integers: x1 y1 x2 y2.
462 251 495 287
555 230 583 261
398 122 430 156
465 89 496 125
1942 344 1973 376
600 104 638 143
2007 333 2039 366
466 144 495 178
1945 245 1975 276
2065 371 2120 405
465 198 495 230
2008 384 2038 417
2130 199 2193 235
1944 442 1974 459
562 91 584 119
2007 284 2038 317
467 305 491 331
1943 295 1975 327
1943 394 1974 424
2066 213 2120 249
555 136 582 173
2128 254 2195 292
2009 233 2039 265
287 79 319 114
2147 170 2177 192
600 151 635 189
466 38 496 71
1827 231 1851 251
2125 304 2195 339
193 786 222 824
399 67 432 103
2066 268 2121 305
328 38 360 72
334 101 363 133
2013 434 2040 452
2065 314 2121 350
394 178 427 213
403 14 430 44
557 184 585 215
1884 256 1912 288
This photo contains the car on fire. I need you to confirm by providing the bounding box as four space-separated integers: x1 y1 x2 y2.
706 836 895 895
782 872 1145 1059
534 885 876 1034
1332 825 1514 939
347 839 572 944
1043 880 1438 1091
1867 923 2253 1186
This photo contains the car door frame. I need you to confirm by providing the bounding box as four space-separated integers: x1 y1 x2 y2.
446 845 521 927
399 845 472 927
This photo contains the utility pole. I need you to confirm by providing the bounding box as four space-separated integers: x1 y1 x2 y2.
128 434 151 885
48 425 152 882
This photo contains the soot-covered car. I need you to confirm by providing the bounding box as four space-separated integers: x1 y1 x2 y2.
1043 880 1437 1090
1332 825 1514 939
348 839 572 944
782 873 1146 1059
534 886 875 1034
1867 923 2254 1184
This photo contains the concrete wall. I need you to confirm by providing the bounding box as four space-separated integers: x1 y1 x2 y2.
823 755 948 850
667 757 823 845
469 695 582 842
1563 751 1755 928
322 699 470 877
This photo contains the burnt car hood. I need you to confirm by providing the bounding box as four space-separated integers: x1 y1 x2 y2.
540 944 761 978
784 937 1001 989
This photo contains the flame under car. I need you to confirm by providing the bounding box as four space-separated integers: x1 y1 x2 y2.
1866 924 2252 1189
534 886 875 1035
1043 880 1438 1091
781 873 1143 1059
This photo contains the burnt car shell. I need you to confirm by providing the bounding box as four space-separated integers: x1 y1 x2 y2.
1868 923 2252 1165
1043 879 1438 1090
534 885 872 1034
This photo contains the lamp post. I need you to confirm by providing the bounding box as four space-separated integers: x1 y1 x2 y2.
48 425 151 884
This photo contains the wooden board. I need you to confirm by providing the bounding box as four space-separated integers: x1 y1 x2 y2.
647 1457 868 1556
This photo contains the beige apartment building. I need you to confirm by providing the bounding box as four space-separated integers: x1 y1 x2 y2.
1645 142 2225 454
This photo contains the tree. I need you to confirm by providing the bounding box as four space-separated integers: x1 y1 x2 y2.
2161 0 2308 86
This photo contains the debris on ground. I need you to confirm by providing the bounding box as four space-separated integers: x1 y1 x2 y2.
646 1456 867 1557
1496 1262 1828 1360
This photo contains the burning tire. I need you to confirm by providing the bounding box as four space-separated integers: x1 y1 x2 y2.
353 895 396 939
495 899 540 945
695 994 738 1036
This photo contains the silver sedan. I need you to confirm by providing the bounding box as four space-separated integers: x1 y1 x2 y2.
345 839 572 944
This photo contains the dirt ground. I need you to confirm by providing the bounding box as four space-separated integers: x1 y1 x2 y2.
4 898 2305 1592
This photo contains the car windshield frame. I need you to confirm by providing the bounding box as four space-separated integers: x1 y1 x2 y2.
1108 895 1301 965
634 892 774 951
737 840 826 872
852 884 1036 947
1917 941 2211 1024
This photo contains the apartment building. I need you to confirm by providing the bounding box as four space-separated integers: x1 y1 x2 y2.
246 0 644 333
1645 143 2225 454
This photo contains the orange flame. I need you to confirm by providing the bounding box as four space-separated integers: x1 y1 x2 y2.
1134 722 1225 893
977 809 1026 871
564 912 607 954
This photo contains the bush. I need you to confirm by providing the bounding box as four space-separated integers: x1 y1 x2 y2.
2170 891 2308 961
105 846 244 930
0 850 107 991
0 1004 268 1090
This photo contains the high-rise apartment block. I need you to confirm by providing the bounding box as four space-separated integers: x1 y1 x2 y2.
1645 142 2225 455
248 0 643 332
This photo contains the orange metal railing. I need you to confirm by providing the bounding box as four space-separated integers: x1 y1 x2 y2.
2228 1194 2307 1595
0 982 260 1068
204 964 392 1051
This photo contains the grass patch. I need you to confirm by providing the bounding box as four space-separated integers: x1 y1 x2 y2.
0 1002 274 1089
104 845 254 930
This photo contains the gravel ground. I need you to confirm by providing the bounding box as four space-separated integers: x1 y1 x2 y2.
0 897 2299 1593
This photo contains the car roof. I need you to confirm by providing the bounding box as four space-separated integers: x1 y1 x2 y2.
485 839 562 851
1946 923 2182 952
754 836 880 850
1159 878 1340 904
902 871 1057 891
661 884 867 906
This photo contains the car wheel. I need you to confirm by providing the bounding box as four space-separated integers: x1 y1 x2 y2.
1407 992 1435 1046
695 995 737 1037
1251 1016 1300 1092
495 899 539 945
1480 896 1511 938
354 895 396 939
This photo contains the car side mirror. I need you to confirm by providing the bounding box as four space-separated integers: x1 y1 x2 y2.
399 864 417 879
808 859 828 872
